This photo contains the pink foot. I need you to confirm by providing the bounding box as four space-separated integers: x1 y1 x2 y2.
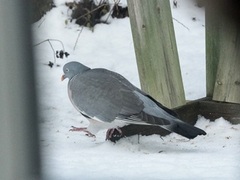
106 128 123 141
69 126 96 138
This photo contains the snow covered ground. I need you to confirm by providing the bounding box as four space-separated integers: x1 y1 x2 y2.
32 0 240 179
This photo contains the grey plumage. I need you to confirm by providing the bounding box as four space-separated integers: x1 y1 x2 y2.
62 61 206 139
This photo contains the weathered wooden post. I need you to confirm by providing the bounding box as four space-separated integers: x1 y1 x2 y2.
205 1 220 97
127 0 185 108
206 0 240 104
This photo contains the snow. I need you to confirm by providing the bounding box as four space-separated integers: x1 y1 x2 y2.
32 0 240 179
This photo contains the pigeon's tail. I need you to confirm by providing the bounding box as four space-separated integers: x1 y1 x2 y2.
130 91 206 139
126 111 206 139
165 120 206 139
139 110 206 139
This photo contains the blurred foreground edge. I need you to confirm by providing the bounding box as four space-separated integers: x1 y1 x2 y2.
0 1 41 180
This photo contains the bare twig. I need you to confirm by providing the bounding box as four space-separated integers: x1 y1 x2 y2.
34 39 67 65
34 39 55 64
73 26 84 51
103 5 114 23
47 41 56 64
103 0 120 23
34 39 65 51
75 3 107 21
172 17 190 31
37 18 46 28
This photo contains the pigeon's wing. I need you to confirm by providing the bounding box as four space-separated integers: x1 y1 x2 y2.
68 69 144 123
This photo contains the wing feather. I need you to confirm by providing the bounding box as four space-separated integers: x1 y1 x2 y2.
68 69 144 122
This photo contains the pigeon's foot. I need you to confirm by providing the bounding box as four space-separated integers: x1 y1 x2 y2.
69 126 87 132
106 128 123 142
69 126 96 138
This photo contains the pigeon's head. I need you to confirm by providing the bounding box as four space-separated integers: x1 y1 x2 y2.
61 61 90 81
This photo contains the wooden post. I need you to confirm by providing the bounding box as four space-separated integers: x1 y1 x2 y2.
206 0 240 103
127 0 185 108
205 2 220 97
213 23 240 103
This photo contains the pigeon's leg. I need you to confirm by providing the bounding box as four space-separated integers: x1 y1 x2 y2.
106 127 123 141
69 126 87 131
69 126 96 138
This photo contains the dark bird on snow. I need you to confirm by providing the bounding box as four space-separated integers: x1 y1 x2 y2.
61 61 206 140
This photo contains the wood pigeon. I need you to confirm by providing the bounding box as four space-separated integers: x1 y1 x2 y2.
61 61 206 140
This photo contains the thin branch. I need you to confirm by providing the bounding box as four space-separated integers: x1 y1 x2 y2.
73 26 84 51
33 39 49 46
103 6 113 23
37 18 46 28
47 40 56 64
103 0 118 23
34 39 66 65
172 17 190 31
75 3 107 21
43 39 56 64
34 39 65 51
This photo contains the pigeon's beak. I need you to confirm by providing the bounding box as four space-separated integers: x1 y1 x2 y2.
61 74 66 81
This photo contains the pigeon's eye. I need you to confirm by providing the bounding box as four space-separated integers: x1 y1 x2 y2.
65 68 69 72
